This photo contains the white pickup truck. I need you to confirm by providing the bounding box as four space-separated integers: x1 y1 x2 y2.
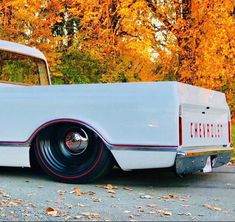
0 40 232 183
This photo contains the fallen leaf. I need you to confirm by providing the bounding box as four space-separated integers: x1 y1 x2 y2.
66 204 73 209
122 187 133 191
136 206 145 213
203 204 222 211
74 215 83 219
107 190 116 194
64 216 72 221
23 203 37 208
57 190 66 195
161 194 178 199
147 204 156 208
2 194 10 198
157 209 172 217
97 184 118 190
80 212 101 219
228 160 235 166
177 212 191 216
105 184 118 190
71 187 81 196
77 203 87 208
81 191 96 195
46 207 58 217
6 200 21 207
61 212 70 219
0 190 9 199
91 197 101 202
140 195 153 199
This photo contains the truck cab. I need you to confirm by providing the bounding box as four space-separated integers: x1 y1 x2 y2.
0 40 50 86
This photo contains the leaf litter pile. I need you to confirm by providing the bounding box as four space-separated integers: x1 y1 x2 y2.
0 184 228 221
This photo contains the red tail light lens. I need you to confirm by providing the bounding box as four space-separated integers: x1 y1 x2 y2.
179 117 183 146
228 121 231 144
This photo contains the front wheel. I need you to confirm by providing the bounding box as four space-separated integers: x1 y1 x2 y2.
34 123 114 183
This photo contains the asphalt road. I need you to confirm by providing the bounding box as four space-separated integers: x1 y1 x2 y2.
0 166 235 221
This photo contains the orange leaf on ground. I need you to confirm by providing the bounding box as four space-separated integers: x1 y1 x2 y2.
46 207 58 217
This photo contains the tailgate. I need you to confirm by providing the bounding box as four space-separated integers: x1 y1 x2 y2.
180 104 230 147
176 83 230 148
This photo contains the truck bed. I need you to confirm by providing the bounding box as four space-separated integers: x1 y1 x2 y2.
0 81 232 172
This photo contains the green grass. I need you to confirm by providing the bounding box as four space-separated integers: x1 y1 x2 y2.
232 125 235 144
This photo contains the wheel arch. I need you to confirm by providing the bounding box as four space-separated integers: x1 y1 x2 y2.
28 118 111 147
28 118 115 166
29 118 118 172
28 118 116 182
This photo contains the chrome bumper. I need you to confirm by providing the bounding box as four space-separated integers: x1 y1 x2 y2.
175 147 233 175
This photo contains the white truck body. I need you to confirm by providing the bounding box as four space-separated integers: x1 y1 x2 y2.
0 79 231 170
0 40 232 182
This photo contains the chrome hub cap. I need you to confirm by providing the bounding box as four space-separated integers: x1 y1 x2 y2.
64 129 89 155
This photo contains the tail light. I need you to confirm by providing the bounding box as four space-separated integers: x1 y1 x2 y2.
179 117 183 146
228 121 231 144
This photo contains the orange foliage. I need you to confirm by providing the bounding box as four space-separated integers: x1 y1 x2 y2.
0 0 62 72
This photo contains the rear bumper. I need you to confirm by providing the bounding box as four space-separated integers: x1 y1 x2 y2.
175 147 233 175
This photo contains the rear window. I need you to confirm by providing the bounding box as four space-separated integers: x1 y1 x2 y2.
0 50 49 85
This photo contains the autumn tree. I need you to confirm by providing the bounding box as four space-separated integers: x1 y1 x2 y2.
149 0 235 114
0 0 63 73
63 0 161 82
55 0 235 116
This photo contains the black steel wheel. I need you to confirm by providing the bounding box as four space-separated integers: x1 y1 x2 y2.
34 123 114 183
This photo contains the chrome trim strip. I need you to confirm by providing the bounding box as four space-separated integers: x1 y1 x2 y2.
176 151 186 157
178 147 233 157
0 118 178 150
0 143 28 147
109 146 178 152
183 149 232 157
179 145 229 149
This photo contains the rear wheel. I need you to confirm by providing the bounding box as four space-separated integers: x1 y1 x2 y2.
34 123 114 183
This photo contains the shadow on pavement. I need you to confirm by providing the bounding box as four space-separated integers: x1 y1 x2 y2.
1 165 231 189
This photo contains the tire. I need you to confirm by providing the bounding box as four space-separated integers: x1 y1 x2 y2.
34 123 114 183
29 146 41 172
